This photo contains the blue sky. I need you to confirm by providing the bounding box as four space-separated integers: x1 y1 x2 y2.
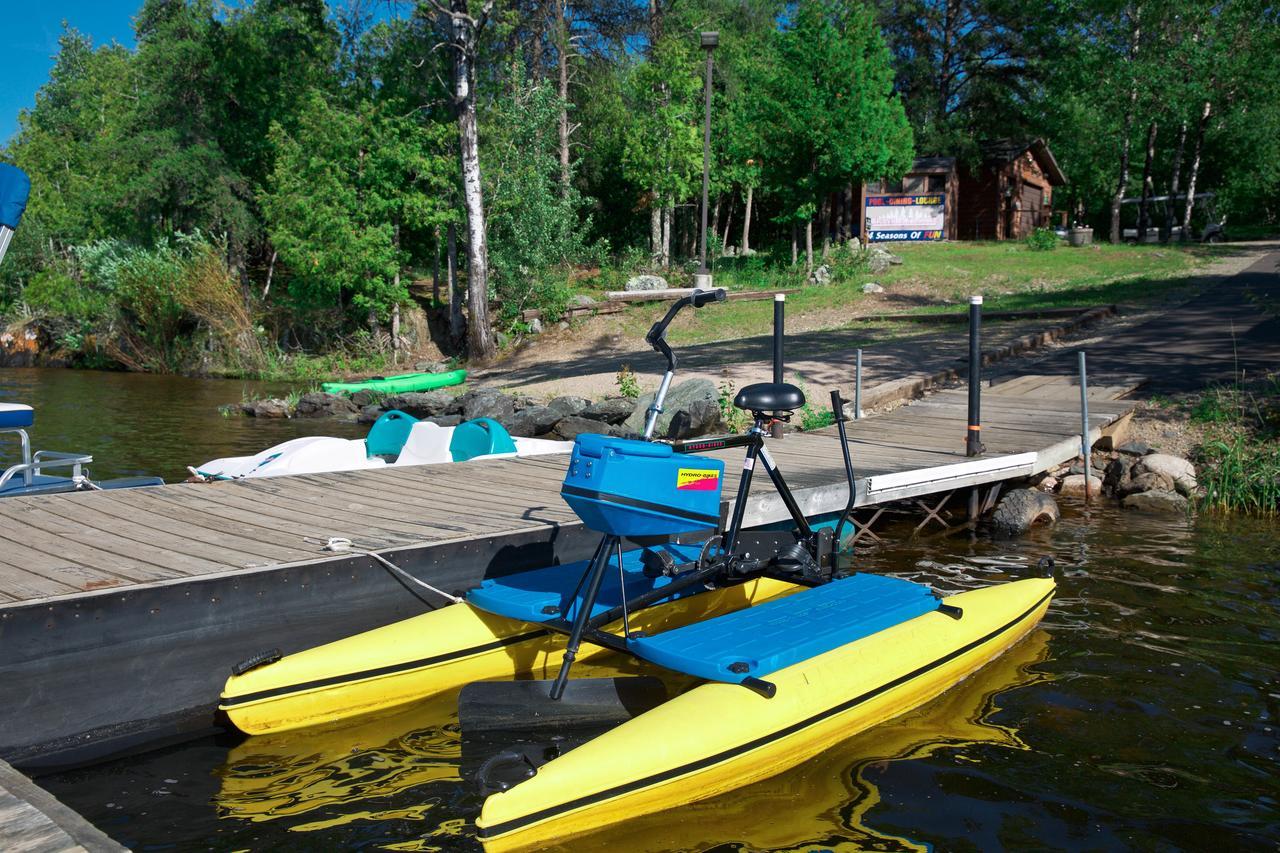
1 2 142 145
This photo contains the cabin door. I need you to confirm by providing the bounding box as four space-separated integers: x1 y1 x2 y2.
1017 184 1044 238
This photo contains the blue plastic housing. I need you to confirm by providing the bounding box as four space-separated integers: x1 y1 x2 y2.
561 434 724 536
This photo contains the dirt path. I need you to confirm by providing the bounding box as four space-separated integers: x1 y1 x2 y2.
986 240 1280 395
474 241 1278 402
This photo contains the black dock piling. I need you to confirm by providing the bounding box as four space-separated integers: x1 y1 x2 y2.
965 295 984 457
966 295 983 521
773 293 785 384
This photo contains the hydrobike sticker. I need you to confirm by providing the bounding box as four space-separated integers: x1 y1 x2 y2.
676 468 721 491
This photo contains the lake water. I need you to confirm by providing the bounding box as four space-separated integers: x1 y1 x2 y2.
0 366 365 483
37 501 1280 851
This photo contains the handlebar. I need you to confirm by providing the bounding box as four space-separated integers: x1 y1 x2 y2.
645 288 727 353
640 287 726 440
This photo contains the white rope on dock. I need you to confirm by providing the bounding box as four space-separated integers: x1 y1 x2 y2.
323 537 463 605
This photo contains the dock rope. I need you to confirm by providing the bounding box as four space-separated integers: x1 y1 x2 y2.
323 537 463 605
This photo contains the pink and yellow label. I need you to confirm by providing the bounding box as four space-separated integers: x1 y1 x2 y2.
676 468 720 491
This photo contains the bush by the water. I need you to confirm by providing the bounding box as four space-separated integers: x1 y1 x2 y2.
1192 380 1280 515
21 232 266 374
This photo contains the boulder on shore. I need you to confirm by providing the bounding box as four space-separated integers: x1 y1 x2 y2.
294 391 359 418
241 398 291 418
508 405 561 438
459 387 515 423
1133 453 1197 495
623 378 722 439
1058 473 1103 497
548 395 591 417
1121 489 1189 513
383 391 453 419
625 274 668 292
582 397 635 425
552 415 616 441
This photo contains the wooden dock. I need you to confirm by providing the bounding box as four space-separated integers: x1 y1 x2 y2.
1 376 1135 765
0 759 125 852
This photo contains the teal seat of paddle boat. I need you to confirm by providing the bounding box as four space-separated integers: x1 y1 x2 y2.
450 418 517 461
365 410 418 458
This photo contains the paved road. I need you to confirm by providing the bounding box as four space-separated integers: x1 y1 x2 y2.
991 247 1280 395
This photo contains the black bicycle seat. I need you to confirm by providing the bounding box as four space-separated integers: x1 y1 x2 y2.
733 382 805 413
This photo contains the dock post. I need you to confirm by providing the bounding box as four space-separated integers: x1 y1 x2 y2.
773 293 785 384
1079 351 1091 503
965 295 983 457
966 295 983 521
854 348 863 419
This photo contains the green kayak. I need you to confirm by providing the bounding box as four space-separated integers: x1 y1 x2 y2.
322 369 467 396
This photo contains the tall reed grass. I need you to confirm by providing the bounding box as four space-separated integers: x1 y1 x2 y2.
1192 379 1279 516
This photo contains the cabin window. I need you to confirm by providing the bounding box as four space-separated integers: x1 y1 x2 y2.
866 180 883 193
884 178 904 193
927 174 946 193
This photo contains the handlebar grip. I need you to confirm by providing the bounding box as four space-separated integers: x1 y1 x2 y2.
692 288 727 308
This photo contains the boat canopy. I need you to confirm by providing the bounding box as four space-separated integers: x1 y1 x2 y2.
0 163 31 230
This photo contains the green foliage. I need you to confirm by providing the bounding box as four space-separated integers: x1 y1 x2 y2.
1024 227 1059 252
757 0 913 226
616 364 641 399
1198 434 1280 516
717 380 751 433
262 91 452 319
484 65 594 327
620 37 704 214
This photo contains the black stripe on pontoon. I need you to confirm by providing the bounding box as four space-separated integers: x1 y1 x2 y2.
560 484 720 526
219 629 550 708
479 587 1055 840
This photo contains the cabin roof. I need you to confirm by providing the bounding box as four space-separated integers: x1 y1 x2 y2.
908 156 956 174
978 138 1067 186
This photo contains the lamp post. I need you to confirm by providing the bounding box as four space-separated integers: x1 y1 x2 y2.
695 31 718 290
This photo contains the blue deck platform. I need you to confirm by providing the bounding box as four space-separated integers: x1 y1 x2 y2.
627 573 940 683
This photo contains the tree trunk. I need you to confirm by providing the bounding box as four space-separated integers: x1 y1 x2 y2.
1109 8 1141 244
650 202 662 267
391 302 401 360
661 205 672 269
447 221 463 345
262 249 277 299
791 222 798 266
1137 121 1158 242
709 193 722 250
742 185 753 254
1163 120 1187 241
820 195 832 259
1181 100 1211 241
556 0 571 193
391 224 401 358
721 194 734 256
432 226 441 304
450 0 495 361
804 218 813 273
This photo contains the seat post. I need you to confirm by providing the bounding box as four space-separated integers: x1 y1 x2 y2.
721 424 765 556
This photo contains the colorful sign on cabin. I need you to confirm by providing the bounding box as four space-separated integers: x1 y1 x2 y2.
865 194 945 242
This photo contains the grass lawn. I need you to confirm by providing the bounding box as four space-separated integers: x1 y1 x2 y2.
579 240 1230 349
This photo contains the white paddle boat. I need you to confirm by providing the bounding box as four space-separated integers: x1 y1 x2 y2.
192 412 572 480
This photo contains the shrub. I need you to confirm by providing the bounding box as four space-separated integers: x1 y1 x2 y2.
616 363 640 398
1024 227 1059 252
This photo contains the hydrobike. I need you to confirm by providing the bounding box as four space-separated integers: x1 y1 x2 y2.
192 413 571 480
219 289 1056 850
